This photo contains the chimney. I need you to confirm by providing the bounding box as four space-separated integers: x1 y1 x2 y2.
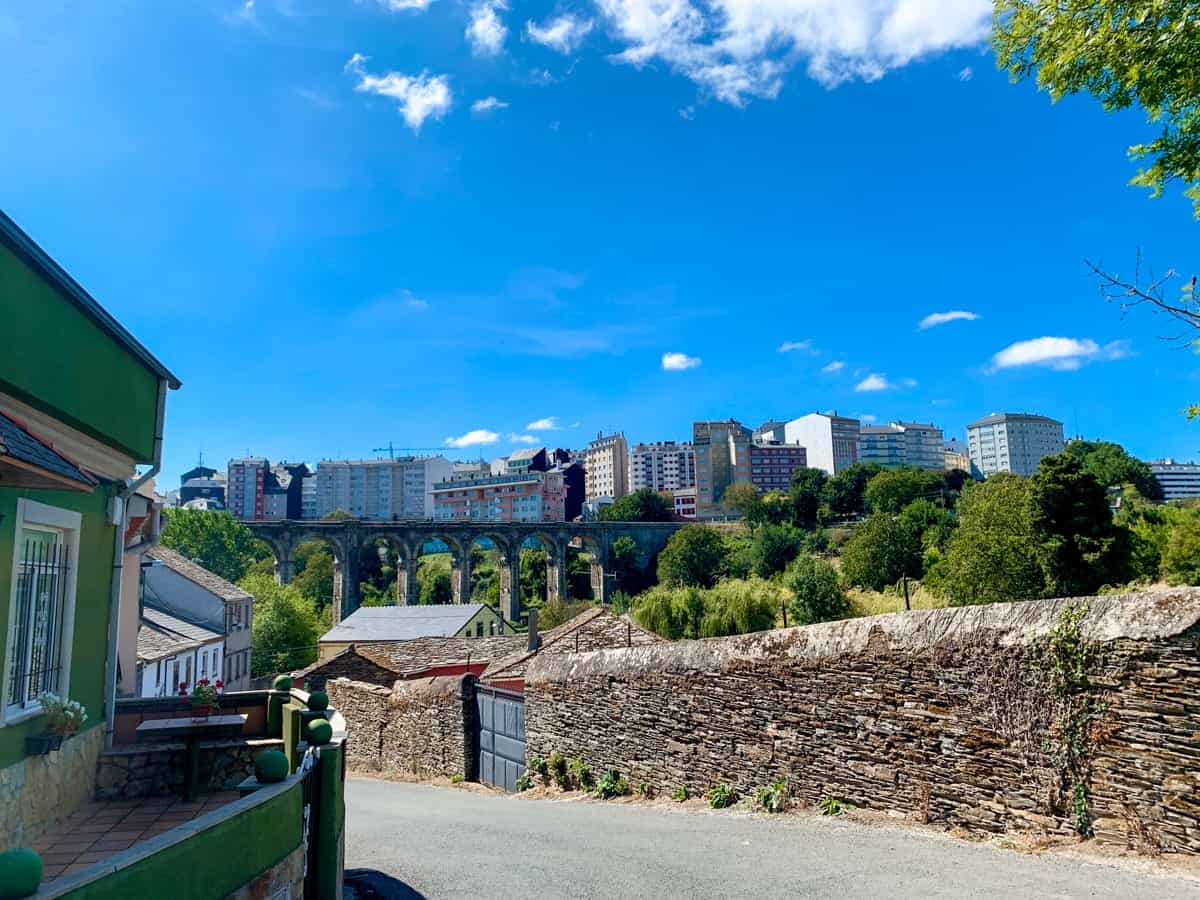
527 609 540 653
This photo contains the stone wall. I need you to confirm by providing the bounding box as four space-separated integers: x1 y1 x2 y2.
524 590 1200 853
327 676 469 778
95 738 284 800
293 646 404 690
0 725 104 853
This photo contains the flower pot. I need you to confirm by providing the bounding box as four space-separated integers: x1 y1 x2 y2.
191 705 214 721
25 734 63 756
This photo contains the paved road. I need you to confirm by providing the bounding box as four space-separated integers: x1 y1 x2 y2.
345 778 1199 900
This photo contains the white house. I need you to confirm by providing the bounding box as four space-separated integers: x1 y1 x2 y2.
136 604 224 698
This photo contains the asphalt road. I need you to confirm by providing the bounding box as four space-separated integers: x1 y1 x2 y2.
344 778 1200 900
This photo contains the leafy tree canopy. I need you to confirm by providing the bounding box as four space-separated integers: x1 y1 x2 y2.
1162 505 1200 585
599 488 674 522
864 467 946 514
241 573 321 677
785 553 848 625
839 512 923 592
720 482 763 521
751 523 804 579
825 462 883 515
656 525 728 589
994 0 1200 216
1060 440 1164 500
788 467 829 531
160 508 270 584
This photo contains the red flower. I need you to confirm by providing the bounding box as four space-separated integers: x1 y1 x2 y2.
215 680 225 690
198 678 210 686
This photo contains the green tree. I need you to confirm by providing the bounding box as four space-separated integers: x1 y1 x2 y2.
825 462 883 516
567 548 594 600
535 595 595 629
1162 505 1200 585
322 509 354 521
160 508 271 584
756 491 795 526
416 553 454 605
241 573 321 677
751 523 804 579
609 536 651 595
700 579 783 637
520 547 549 606
839 513 923 592
788 468 829 530
721 533 755 580
599 488 674 522
864 467 946 514
927 475 1046 605
1061 440 1164 501
631 586 686 639
292 541 335 609
1115 489 1177 581
1030 454 1131 595
720 482 762 522
994 0 1200 216
656 525 728 588
785 554 848 624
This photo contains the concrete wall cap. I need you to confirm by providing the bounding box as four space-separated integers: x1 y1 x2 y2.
525 589 1200 685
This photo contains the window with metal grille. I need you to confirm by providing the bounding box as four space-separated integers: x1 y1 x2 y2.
6 526 70 712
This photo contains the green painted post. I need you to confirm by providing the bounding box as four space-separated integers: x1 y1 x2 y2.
282 704 302 772
316 743 346 900
267 691 284 739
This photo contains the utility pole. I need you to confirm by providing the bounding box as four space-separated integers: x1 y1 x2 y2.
902 573 911 611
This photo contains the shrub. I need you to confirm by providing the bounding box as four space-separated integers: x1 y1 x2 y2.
707 783 735 809
594 769 631 799
450 773 464 784
700 578 782 638
528 755 549 778
568 758 595 791
516 773 533 792
657 525 728 588
671 786 689 802
635 782 655 799
756 778 789 813
818 796 851 816
548 752 569 789
752 524 804 578
785 554 849 624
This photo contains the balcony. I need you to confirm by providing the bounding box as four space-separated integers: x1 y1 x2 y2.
13 687 347 899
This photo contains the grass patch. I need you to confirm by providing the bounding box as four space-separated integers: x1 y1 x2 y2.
847 583 947 617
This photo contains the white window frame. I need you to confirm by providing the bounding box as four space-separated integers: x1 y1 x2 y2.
2 499 82 727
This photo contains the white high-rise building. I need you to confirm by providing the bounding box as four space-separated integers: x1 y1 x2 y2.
859 421 944 470
780 413 860 474
628 441 696 493
1149 459 1200 502
584 433 629 501
966 413 1064 477
315 456 453 519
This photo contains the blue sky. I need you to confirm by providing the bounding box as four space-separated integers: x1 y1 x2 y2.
2 0 1197 486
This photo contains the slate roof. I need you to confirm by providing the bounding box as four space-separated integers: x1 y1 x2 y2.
0 410 98 489
320 604 495 644
138 603 223 663
966 412 1062 428
144 546 254 603
483 608 662 682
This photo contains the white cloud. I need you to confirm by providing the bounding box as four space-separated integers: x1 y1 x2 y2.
373 0 437 10
855 373 892 392
662 351 702 371
471 96 509 114
901 377 918 388
859 414 877 423
526 14 594 53
678 104 696 120
445 429 500 448
957 66 973 82
919 309 980 329
508 433 540 444
345 55 452 131
224 0 256 25
989 337 1131 373
526 417 561 431
821 360 845 373
777 339 815 354
595 0 991 105
467 0 508 56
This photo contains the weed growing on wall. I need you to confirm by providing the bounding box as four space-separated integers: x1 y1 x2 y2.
707 783 735 809
818 796 852 816
516 773 533 792
671 786 689 802
568 758 595 791
594 769 632 800
635 782 655 799
756 778 789 813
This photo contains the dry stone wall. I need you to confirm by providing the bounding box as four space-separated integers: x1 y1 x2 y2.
326 676 470 778
525 590 1200 853
94 738 284 800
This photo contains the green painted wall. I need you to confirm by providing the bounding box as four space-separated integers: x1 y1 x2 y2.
458 605 504 637
0 243 160 461
0 485 117 770
64 781 304 899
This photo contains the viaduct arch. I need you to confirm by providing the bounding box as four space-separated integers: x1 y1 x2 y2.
243 520 681 624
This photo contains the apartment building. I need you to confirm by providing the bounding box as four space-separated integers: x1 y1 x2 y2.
693 420 752 517
585 432 629 501
226 457 268 520
859 421 945 470
779 413 861 474
944 439 972 473
628 441 696 492
1149 459 1200 502
749 443 809 492
672 487 697 519
431 470 566 522
966 413 1065 477
315 455 453 519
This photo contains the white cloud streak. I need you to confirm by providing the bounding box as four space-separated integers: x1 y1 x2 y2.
777 339 815 354
507 433 539 444
919 309 980 329
445 429 501 448
373 0 438 9
526 14 594 53
345 55 452 131
662 351 702 371
855 373 892 392
467 0 508 56
989 337 1131 373
595 0 991 105
526 417 561 431
471 96 509 114
821 360 845 373
957 66 973 82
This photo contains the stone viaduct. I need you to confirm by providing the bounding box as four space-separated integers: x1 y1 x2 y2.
242 520 682 624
